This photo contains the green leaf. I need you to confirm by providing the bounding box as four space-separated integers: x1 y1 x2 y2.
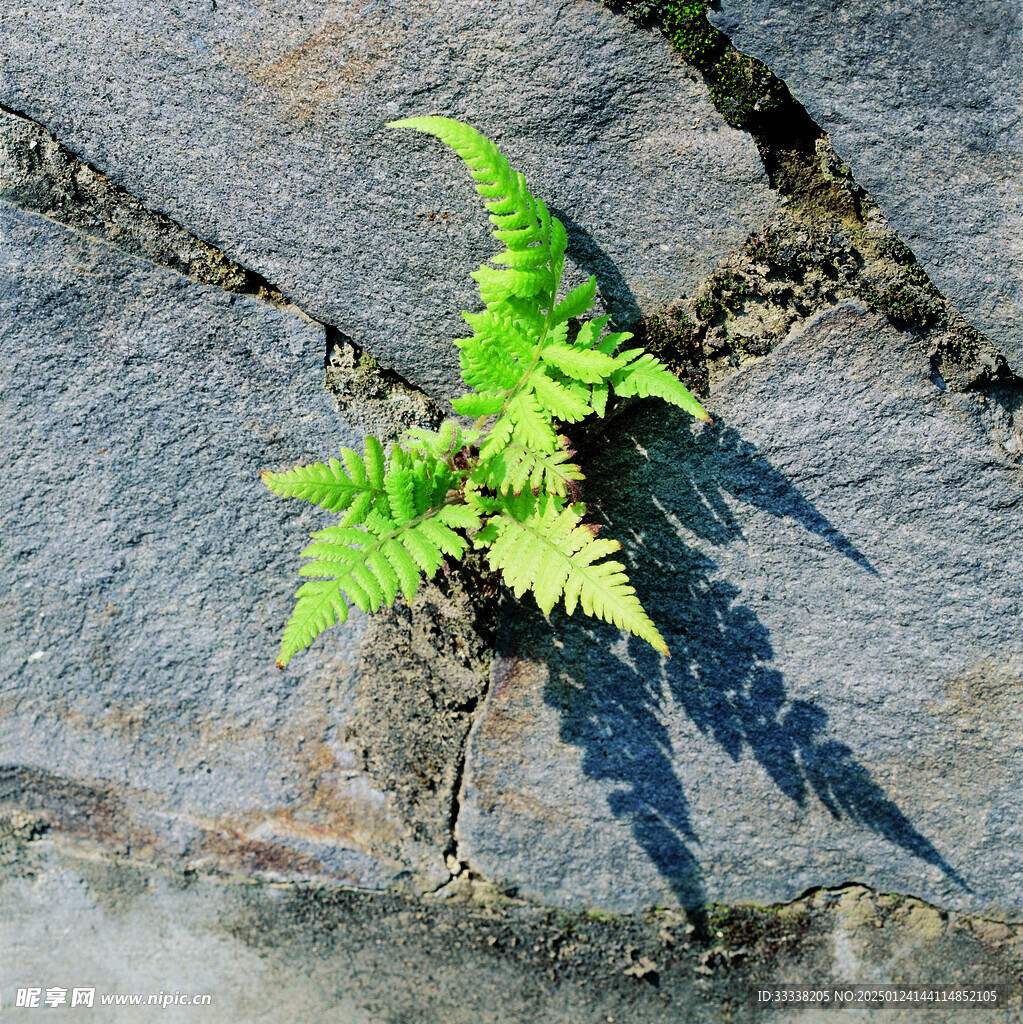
550 276 597 325
472 265 553 302
507 391 558 453
611 351 712 421
573 316 611 350
384 447 416 523
437 504 483 531
277 580 348 668
529 369 591 423
477 495 669 655
364 436 385 489
451 392 503 417
260 448 383 516
474 443 584 497
541 343 623 384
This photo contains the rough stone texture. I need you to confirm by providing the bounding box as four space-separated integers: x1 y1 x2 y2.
0 0 780 398
0 203 457 892
0 107 284 304
709 0 1023 370
459 302 1023 914
3 838 1021 1023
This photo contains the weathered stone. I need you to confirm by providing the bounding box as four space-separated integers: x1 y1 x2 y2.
459 302 1023 914
0 107 279 303
0 204 456 891
709 0 1023 369
0 0 780 398
2 839 1021 1023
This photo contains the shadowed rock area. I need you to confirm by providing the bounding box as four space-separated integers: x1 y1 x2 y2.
459 303 1023 913
709 0 1023 369
0 0 780 397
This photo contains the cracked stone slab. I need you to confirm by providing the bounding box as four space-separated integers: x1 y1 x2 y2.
458 302 1023 915
709 0 1023 369
0 204 448 892
0 0 779 399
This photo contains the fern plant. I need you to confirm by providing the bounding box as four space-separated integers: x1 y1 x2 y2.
262 117 710 668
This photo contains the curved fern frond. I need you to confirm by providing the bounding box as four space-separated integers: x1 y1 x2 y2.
388 116 551 270
403 419 480 459
278 580 351 670
475 494 669 656
612 351 712 421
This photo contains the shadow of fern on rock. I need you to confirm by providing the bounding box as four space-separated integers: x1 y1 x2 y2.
550 207 644 329
542 636 707 912
506 403 967 906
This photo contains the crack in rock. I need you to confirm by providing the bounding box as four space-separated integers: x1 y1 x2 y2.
601 0 1021 460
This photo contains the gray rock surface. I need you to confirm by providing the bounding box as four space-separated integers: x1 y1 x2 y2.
3 838 1020 1023
0 0 780 398
0 204 449 891
458 302 1023 914
709 0 1023 368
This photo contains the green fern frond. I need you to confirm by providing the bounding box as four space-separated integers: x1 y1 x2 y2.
260 435 386 516
277 580 351 670
528 369 592 423
551 276 598 325
612 351 712 421
506 391 558 453
272 442 470 667
450 392 503 417
279 506 467 669
403 420 480 459
388 116 551 266
475 494 669 656
264 117 713 666
540 343 624 384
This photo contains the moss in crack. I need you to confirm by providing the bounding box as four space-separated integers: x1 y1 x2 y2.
623 198 1012 393
862 253 943 330
610 1 786 129
706 901 814 960
606 1 868 226
605 0 1016 392
628 306 707 394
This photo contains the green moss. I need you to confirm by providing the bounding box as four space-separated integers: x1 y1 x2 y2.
661 1 725 68
692 270 751 326
707 901 814 953
744 227 783 264
189 247 249 292
866 263 943 329
609 1 786 127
